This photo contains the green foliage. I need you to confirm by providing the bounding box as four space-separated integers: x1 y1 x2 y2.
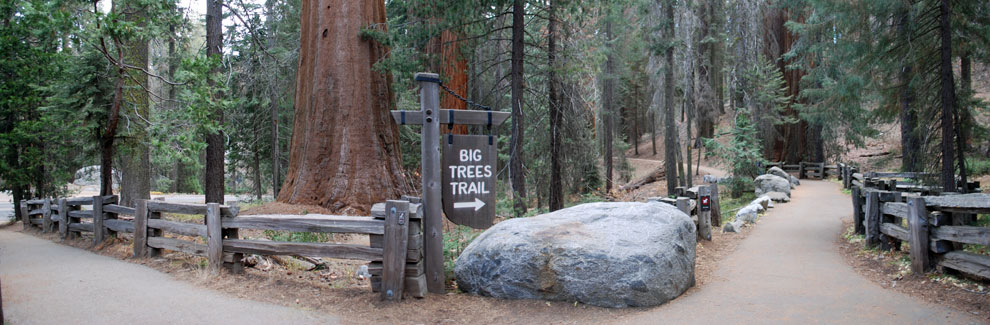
718 190 756 224
444 225 481 281
965 157 990 177
705 111 764 197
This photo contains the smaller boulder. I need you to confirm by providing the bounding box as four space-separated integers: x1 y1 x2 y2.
735 204 761 224
723 220 744 233
754 174 791 197
767 166 789 180
766 191 790 202
751 196 772 210
790 175 800 186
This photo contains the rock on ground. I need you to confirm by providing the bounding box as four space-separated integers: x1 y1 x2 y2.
767 166 789 180
455 202 696 308
790 175 800 186
755 174 791 197
735 204 761 224
766 191 791 202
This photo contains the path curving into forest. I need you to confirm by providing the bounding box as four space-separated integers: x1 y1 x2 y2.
0 228 338 324
618 180 981 324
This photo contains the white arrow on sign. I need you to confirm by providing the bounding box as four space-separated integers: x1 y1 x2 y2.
453 198 486 211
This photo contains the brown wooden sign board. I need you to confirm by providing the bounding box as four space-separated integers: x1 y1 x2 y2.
442 135 496 229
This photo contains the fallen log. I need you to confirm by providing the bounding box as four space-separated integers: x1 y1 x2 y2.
620 164 666 192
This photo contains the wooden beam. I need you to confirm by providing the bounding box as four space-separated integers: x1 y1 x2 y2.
148 237 208 257
133 200 148 257
41 199 52 233
93 196 105 244
865 191 881 248
382 200 410 301
391 109 510 126
68 223 94 233
417 73 445 294
920 193 990 214
207 203 223 273
146 200 236 217
851 187 865 235
930 226 990 246
939 251 990 280
105 219 134 233
67 210 93 219
103 204 135 216
57 199 68 240
881 202 909 220
148 219 207 238
908 197 932 273
222 215 384 235
371 202 423 220
223 240 383 261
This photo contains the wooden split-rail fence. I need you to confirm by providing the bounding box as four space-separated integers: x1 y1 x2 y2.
765 161 831 179
20 195 426 301
838 163 989 280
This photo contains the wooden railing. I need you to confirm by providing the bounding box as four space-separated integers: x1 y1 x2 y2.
648 184 722 241
765 161 829 179
21 195 424 301
843 165 989 280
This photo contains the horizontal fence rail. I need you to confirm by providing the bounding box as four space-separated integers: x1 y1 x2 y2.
840 163 988 281
20 195 425 301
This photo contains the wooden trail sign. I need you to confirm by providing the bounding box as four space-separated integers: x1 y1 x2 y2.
443 135 496 229
390 72 510 294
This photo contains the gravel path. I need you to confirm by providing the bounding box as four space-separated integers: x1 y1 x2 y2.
0 228 337 324
618 180 982 324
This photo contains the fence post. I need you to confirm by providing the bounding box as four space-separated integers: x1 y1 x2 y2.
851 187 864 235
710 184 722 227
41 199 52 233
908 197 932 273
843 165 851 189
382 200 410 301
57 199 68 240
93 196 104 244
133 199 148 257
105 196 118 239
697 186 712 241
865 191 881 248
416 73 445 294
879 192 902 251
675 197 690 216
207 203 223 274
799 162 807 179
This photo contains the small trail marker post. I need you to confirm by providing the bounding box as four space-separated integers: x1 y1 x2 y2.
391 72 510 294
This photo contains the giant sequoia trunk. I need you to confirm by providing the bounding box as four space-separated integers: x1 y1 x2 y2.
763 7 808 163
277 0 411 214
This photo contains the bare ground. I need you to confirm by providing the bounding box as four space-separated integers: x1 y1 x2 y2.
836 221 990 321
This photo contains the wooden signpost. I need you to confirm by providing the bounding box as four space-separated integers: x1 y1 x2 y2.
391 72 510 294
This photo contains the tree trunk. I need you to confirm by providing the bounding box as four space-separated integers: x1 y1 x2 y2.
253 133 263 200
603 16 615 193
548 0 563 212
663 0 677 196
118 2 151 207
651 111 657 156
938 0 956 191
100 68 125 197
897 11 920 172
205 0 225 204
277 0 411 214
510 0 527 216
270 90 281 197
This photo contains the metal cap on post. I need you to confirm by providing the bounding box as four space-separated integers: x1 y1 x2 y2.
415 72 445 294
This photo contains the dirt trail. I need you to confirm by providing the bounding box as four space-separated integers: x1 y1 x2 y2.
618 180 981 324
0 228 338 324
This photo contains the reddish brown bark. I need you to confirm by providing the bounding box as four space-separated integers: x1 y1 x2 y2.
429 30 469 135
277 0 411 214
763 7 808 163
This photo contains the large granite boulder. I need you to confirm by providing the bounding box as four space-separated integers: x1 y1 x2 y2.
455 202 696 308
754 174 791 197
